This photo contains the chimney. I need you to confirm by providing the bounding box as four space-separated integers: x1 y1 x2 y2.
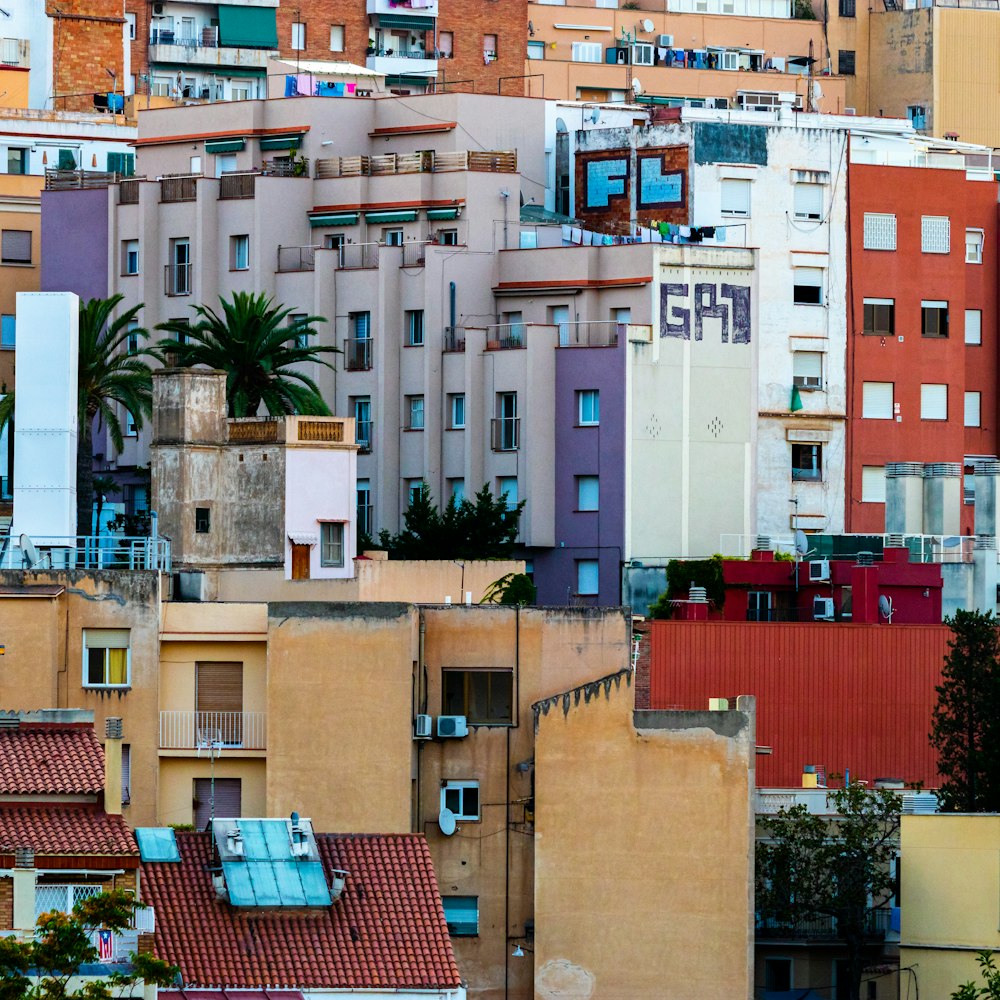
974 460 1000 538
922 463 961 535
12 848 35 933
885 463 924 535
104 717 123 816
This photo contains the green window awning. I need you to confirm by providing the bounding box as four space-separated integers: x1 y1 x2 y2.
426 207 459 220
217 5 278 49
365 209 418 223
375 13 435 30
310 212 359 227
205 138 245 153
260 134 305 151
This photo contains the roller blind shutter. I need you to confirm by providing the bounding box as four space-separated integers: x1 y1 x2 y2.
920 383 948 421
83 628 130 648
217 6 277 48
1 230 31 263
196 662 243 713
194 777 241 829
862 382 893 419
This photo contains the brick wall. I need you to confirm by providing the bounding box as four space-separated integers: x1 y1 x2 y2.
0 877 12 930
276 1 372 76
46 0 126 112
128 0 149 98
435 0 528 95
633 620 650 709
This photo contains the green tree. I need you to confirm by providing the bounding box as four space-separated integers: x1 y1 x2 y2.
481 572 537 606
756 782 901 1000
156 292 337 417
931 609 1000 812
649 555 726 619
953 951 1000 999
0 888 177 1000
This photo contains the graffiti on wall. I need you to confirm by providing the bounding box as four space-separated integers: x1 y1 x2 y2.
585 157 630 209
575 146 689 226
660 282 752 343
637 155 684 208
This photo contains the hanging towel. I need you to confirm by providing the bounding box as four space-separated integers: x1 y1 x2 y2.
346 82 356 94
562 224 572 244
583 230 594 246
602 234 614 245
296 74 312 96
285 75 298 97
715 226 727 241
679 226 691 238
571 227 583 245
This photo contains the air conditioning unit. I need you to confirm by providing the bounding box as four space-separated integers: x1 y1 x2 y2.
658 33 673 47
174 570 206 601
844 106 857 115
153 2 165 12
793 375 823 389
437 715 469 738
808 559 830 582
813 596 835 620
414 714 432 740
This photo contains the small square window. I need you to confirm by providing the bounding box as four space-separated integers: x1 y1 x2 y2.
792 351 823 390
921 216 951 254
863 213 896 251
383 228 403 247
406 309 424 347
922 301 949 339
577 475 599 511
83 629 130 688
230 234 249 271
439 229 459 246
122 239 139 276
442 781 480 821
195 507 211 533
442 669 512 723
838 49 855 74
793 268 824 305
320 522 344 567
6 148 27 176
793 183 823 221
720 178 750 218
1 229 31 264
330 24 345 51
442 896 479 936
792 443 822 482
449 394 466 429
578 389 600 426
407 395 425 430
966 228 984 264
577 559 599 596
966 309 982 345
920 383 948 421
862 381 894 420
861 466 886 503
527 40 545 60
862 298 894 336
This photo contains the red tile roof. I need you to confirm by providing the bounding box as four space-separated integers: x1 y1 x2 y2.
0 804 138 859
143 832 462 991
0 725 106 795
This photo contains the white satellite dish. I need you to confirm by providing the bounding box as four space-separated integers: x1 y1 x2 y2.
641 17 655 32
879 594 893 622
19 534 39 570
795 529 810 556
631 78 643 97
589 106 601 124
438 807 457 836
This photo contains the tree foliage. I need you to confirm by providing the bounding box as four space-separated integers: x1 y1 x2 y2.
0 888 177 1000
756 783 901 1000
649 555 726 619
953 951 1000 999
156 292 337 417
372 484 525 560
931 609 1000 812
481 572 537 606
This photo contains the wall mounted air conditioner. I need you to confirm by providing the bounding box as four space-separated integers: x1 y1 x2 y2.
414 714 432 740
808 559 830 582
658 33 673 47
437 715 469 738
813 596 835 620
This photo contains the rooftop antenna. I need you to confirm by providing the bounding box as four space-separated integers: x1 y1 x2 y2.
196 733 224 830
879 594 894 623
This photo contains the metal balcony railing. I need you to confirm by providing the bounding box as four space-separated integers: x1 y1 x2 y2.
336 242 379 269
343 338 373 371
277 245 318 272
443 326 466 353
486 324 526 350
558 320 623 348
314 149 516 178
755 907 891 941
0 535 170 571
356 419 373 453
159 710 266 750
491 416 520 452
401 241 428 267
218 171 256 199
357 504 373 537
262 158 309 178
164 262 192 296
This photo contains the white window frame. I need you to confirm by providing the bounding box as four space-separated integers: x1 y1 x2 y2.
792 351 823 390
406 309 424 347
966 309 982 345
577 475 599 511
329 24 345 51
231 234 249 271
450 393 465 429
407 395 425 430
319 521 345 567
861 466 886 503
863 213 896 251
571 42 602 63
966 228 984 264
793 182 823 221
965 391 981 428
123 239 139 276
920 383 948 421
291 21 306 50
82 629 131 689
632 42 654 65
441 780 480 821
720 178 750 218
578 389 600 426
921 215 951 254
498 476 518 509
792 267 824 306
862 381 894 420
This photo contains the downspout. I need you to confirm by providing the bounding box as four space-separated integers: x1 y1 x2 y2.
504 607 520 999
449 281 457 330
844 131 856 531
415 611 427 833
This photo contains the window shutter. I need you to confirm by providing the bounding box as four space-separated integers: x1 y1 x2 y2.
1 230 31 263
861 466 886 503
965 310 982 345
83 628 130 649
196 662 243 713
194 777 241 829
794 183 823 220
721 178 750 217
121 744 131 804
578 476 599 510
920 383 948 420
862 382 893 419
965 391 981 427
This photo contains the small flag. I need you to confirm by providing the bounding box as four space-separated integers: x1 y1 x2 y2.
97 929 114 961
790 386 804 413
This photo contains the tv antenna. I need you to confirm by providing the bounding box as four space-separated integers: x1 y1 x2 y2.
196 733 224 829
879 594 894 623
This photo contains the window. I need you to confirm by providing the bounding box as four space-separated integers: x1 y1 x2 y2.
190 155 202 174
320 522 345 567
791 443 822 482
793 267 823 305
632 42 654 66
196 662 243 744
230 234 249 271
792 351 823 390
168 238 190 295
862 381 894 419
0 315 14 348
330 24 344 51
765 959 793 992
406 309 424 347
354 397 371 451
127 319 140 356
232 85 251 101
838 49 855 74
483 33 497 60
966 309 982 345
498 476 518 509
839 0 856 13
122 239 139 275
793 182 823 221
407 395 425 430
56 149 76 171
357 480 371 537
494 391 518 450
194 777 240 829
578 389 600 426
439 229 459 246
125 12 136 38
965 391 981 428
922 300 949 338
449 478 465 502
862 298 894 336
966 228 984 264
577 475 599 511
442 669 513 724
381 228 402 247
291 21 306 49
83 629 130 688
351 311 371 340
861 466 886 503
407 478 424 506
921 215 950 254
439 31 453 57
6 148 27 175
1 229 31 264
527 40 545 60
577 559 599 596
215 153 237 177
287 312 310 349
442 897 478 936
121 744 131 804
441 781 480 821
169 317 190 346
863 213 896 251
195 507 211 533
747 591 773 622
571 42 602 62
449 394 466 429
720 178 750 218
921 383 948 420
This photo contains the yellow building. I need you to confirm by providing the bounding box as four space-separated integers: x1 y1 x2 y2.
900 814 1000 999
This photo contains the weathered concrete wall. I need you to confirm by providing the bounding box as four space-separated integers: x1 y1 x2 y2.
868 11 934 130
534 680 755 999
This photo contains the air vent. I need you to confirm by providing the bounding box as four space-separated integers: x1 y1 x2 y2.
856 551 874 566
755 535 772 551
105 717 123 739
14 848 34 868
886 533 905 548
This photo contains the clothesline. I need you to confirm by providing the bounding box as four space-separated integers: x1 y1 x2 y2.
560 221 746 247
284 75 358 98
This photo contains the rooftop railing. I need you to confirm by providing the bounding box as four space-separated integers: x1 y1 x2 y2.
0 535 170 572
315 149 516 178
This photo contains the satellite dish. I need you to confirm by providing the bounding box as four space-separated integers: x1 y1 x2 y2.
641 17 655 31
879 595 893 622
438 808 457 836
631 78 643 97
555 116 568 133
19 534 39 570
589 106 601 124
795 529 809 556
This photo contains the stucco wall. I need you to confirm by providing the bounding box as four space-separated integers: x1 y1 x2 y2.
158 756 266 828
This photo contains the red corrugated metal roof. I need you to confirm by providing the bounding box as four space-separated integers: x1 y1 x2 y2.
647 621 949 788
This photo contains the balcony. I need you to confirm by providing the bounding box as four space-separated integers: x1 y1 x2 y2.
164 262 192 296
315 148 515 178
338 243 379 269
263 157 309 178
402 241 427 267
118 178 141 204
486 323 526 351
0 535 169 571
366 50 438 76
491 417 520 452
755 908 891 942
0 37 30 69
558 320 622 348
277 245 318 273
159 710 266 750
44 169 117 191
356 419 373 453
343 338 373 371
367 0 439 16
443 326 466 353
219 171 256 199
160 175 198 203
148 30 273 70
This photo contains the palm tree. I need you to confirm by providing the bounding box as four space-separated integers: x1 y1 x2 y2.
155 292 338 418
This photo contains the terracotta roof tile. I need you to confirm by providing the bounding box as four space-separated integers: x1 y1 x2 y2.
0 726 106 795
143 833 462 991
0 804 138 857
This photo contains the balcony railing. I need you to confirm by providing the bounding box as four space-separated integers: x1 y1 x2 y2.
262 158 309 178
356 419 373 453
343 338 373 371
491 416 520 452
159 710 266 750
337 242 379 269
160 175 198 203
755 908 891 941
443 326 466 353
486 324 525 351
219 171 256 200
0 535 169 571
118 178 140 204
164 262 192 296
315 149 516 178
401 241 428 267
277 245 318 273
558 320 622 348
44 169 117 191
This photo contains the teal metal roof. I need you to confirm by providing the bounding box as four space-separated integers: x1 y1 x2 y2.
136 827 181 862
